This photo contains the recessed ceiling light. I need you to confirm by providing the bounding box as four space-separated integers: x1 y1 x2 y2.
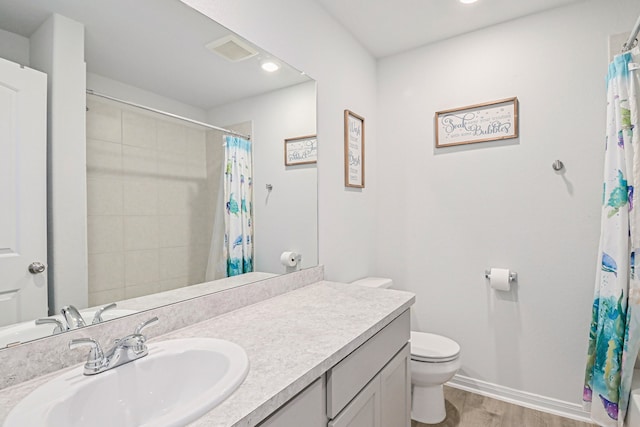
261 61 280 72
460 0 478 4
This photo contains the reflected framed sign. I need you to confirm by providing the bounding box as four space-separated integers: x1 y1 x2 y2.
284 135 317 166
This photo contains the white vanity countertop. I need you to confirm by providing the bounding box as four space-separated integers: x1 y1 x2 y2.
0 281 415 427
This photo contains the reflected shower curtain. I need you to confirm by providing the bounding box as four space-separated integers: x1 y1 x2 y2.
223 135 253 276
583 47 640 426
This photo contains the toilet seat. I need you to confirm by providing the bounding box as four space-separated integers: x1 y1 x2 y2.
410 331 460 363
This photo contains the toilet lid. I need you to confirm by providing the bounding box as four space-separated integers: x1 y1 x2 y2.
410 331 460 363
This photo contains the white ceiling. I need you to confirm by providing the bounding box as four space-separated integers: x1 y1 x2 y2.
0 0 310 110
0 0 589 109
313 0 587 58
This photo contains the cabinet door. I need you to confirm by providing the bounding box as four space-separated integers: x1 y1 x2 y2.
259 378 327 427
380 344 411 427
329 376 381 427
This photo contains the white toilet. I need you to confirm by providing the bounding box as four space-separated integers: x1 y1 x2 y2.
351 277 461 424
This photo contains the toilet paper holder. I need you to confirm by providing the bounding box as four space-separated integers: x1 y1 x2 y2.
484 269 517 282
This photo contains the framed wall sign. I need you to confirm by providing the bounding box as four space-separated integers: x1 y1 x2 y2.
284 135 317 166
344 109 365 188
435 97 519 148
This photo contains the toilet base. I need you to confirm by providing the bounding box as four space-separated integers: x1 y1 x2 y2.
411 383 446 424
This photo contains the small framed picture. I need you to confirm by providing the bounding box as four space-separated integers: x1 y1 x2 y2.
435 97 519 148
344 110 365 188
284 135 317 166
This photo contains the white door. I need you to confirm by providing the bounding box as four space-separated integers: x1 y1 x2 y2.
0 57 48 327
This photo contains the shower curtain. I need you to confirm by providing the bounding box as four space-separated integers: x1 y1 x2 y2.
583 47 640 426
223 135 254 276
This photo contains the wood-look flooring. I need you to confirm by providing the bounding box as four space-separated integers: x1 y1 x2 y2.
411 387 595 427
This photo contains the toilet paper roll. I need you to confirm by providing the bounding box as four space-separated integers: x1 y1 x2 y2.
280 251 299 267
489 268 511 291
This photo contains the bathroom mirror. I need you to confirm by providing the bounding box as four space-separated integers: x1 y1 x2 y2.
0 0 317 347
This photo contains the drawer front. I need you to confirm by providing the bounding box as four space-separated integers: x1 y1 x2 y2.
326 309 410 418
258 378 327 427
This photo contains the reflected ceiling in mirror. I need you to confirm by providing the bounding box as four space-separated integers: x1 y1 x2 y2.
0 0 317 348
0 0 310 109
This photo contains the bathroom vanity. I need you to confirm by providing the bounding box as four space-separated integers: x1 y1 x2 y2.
260 310 411 427
0 278 415 427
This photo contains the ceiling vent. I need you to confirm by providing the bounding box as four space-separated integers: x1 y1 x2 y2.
205 35 258 62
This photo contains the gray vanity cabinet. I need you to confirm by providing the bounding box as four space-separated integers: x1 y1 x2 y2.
257 310 411 427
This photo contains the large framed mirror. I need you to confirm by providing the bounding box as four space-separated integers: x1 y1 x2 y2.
0 0 317 349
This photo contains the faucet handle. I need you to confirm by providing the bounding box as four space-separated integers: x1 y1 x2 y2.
69 338 105 373
92 302 117 325
134 316 159 335
117 317 158 356
35 318 66 334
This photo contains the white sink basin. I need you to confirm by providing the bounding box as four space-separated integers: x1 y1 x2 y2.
4 338 249 427
0 308 137 348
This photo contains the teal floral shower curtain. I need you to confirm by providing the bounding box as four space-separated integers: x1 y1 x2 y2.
223 135 253 276
583 47 640 426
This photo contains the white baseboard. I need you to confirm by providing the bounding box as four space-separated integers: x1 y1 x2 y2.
447 374 592 423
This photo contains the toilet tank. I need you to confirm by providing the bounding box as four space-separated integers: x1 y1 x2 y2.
350 277 393 289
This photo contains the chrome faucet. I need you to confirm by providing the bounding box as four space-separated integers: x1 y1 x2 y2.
69 316 159 375
61 305 87 329
36 303 118 336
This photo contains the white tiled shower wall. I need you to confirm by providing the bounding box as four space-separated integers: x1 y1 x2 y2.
86 96 219 306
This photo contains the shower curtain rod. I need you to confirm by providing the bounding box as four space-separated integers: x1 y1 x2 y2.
623 13 640 52
86 89 251 140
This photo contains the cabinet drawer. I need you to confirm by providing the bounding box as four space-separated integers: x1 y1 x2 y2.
326 309 409 418
258 378 327 427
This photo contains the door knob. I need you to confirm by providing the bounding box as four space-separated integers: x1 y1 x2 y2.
28 262 46 274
